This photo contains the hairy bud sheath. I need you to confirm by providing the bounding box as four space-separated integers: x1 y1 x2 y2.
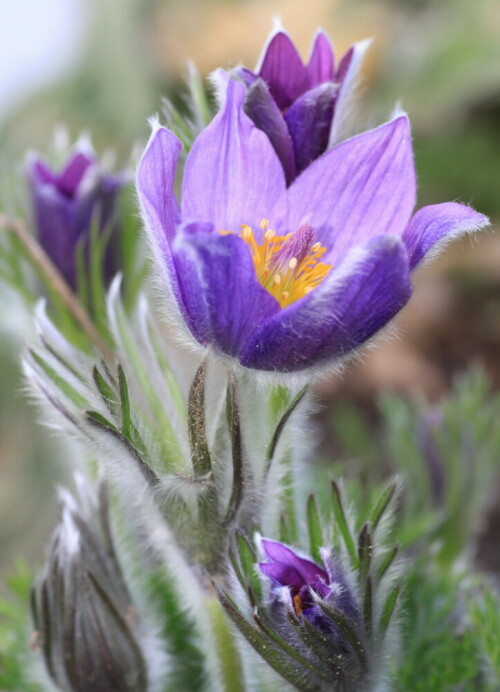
31 477 148 692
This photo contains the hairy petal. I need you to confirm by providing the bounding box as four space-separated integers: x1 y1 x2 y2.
307 30 335 84
278 117 416 260
257 30 309 109
260 539 328 585
329 39 371 147
137 125 182 276
172 228 279 356
240 235 412 372
244 78 297 184
403 202 490 270
182 80 286 234
284 82 337 174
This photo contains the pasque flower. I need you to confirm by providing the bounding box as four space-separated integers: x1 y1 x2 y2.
232 27 369 183
137 80 487 374
258 539 357 630
27 143 124 290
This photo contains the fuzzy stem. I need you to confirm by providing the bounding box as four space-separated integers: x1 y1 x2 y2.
206 596 245 692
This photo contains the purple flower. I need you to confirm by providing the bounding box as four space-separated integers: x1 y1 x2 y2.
258 539 357 631
27 144 125 290
137 80 488 374
232 28 370 182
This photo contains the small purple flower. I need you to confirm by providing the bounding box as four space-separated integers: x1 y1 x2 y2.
232 27 369 182
258 538 357 631
27 143 124 290
137 80 487 374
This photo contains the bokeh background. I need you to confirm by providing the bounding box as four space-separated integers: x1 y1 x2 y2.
1 0 500 582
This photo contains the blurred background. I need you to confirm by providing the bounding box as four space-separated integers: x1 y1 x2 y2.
1 0 499 582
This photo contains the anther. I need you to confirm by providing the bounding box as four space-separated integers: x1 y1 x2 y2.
281 291 290 301
241 225 253 240
264 229 275 241
260 218 270 231
288 257 298 269
274 274 282 285
311 241 321 252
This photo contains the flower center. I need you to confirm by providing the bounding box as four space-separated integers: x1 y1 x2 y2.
222 219 331 308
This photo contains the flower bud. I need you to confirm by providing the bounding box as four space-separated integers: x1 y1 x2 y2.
31 477 148 691
27 143 125 290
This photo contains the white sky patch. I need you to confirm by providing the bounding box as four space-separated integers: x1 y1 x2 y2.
0 0 87 122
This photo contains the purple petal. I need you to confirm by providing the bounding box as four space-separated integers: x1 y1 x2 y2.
307 31 335 84
258 563 308 593
260 540 328 585
137 126 182 275
276 116 416 261
257 31 309 110
240 235 412 372
403 202 489 270
58 151 95 197
29 184 79 288
284 82 336 175
172 228 279 356
244 78 297 184
28 156 57 186
181 81 286 235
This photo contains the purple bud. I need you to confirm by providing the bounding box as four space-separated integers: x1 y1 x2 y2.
27 143 125 290
258 539 358 632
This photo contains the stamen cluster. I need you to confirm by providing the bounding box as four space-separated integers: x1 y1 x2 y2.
223 219 332 308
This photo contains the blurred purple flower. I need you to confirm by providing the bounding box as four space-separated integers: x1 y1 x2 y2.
137 80 488 374
233 28 369 183
258 539 357 631
27 143 125 290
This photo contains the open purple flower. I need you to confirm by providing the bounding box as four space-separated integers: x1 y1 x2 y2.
27 144 125 290
258 539 357 631
137 80 487 374
232 27 369 183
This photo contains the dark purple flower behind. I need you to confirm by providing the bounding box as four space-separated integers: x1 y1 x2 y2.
27 145 125 291
234 29 368 183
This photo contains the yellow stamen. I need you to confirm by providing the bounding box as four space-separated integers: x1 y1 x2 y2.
293 594 303 616
220 219 332 308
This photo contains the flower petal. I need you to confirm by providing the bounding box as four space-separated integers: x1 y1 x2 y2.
28 184 78 287
328 39 371 147
257 31 309 110
307 30 335 84
181 80 286 234
278 116 416 260
244 78 297 184
260 539 328 585
403 202 489 270
240 235 412 372
284 82 336 175
136 125 182 275
59 151 95 197
259 563 307 593
172 228 279 356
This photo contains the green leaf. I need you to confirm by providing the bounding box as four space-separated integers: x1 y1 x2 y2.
306 494 324 564
370 481 397 532
378 584 400 640
118 364 131 439
266 386 308 472
331 480 358 569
